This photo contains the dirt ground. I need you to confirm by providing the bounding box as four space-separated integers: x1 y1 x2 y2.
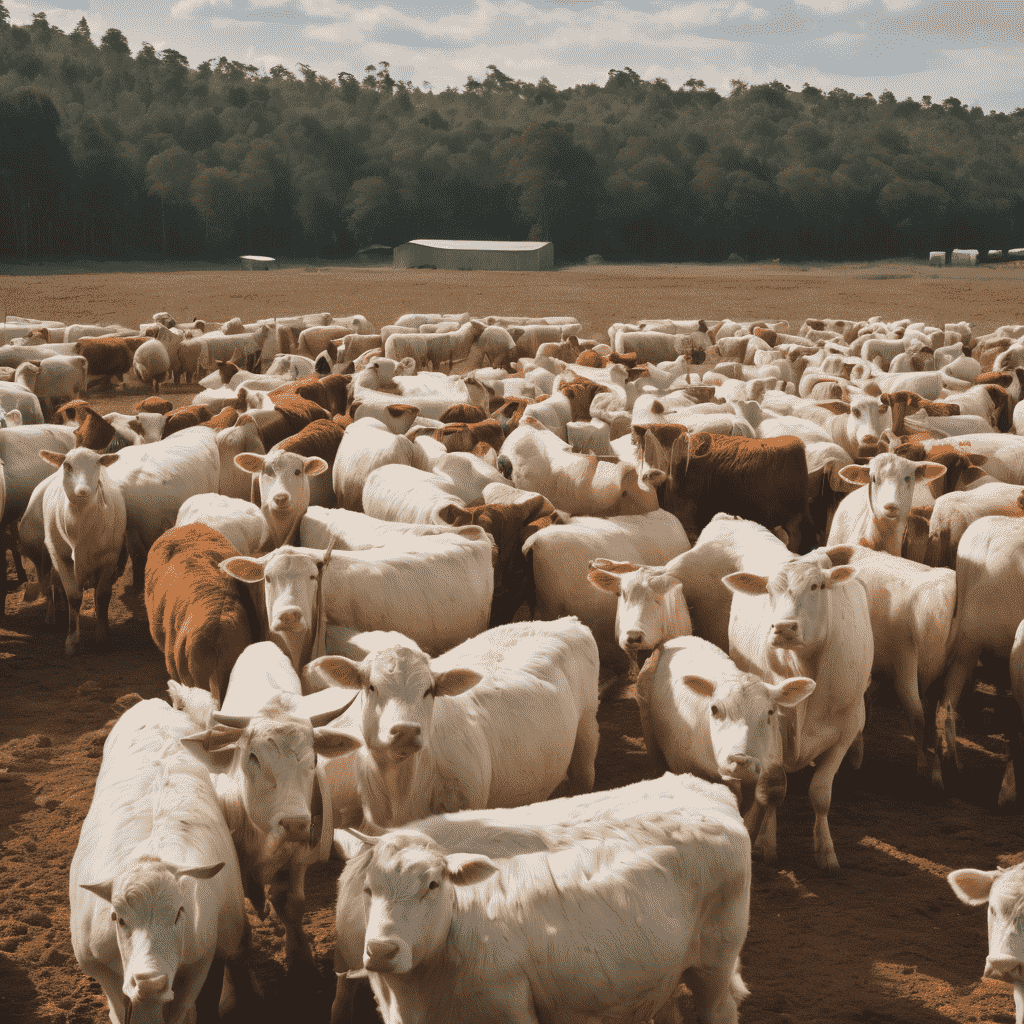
2 260 1024 1024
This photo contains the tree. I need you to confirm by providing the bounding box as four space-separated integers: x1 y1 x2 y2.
0 2 10 28
190 165 239 247
146 145 197 252
346 175 392 243
70 17 90 43
271 65 297 82
100 27 130 55
337 71 359 102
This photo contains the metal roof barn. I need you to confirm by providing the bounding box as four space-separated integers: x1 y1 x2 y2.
393 239 554 271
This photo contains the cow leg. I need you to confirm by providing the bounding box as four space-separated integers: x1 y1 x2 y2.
890 651 930 775
268 860 314 975
808 726 863 875
684 958 744 1024
635 649 669 775
937 645 980 772
126 530 146 594
82 957 130 1024
50 553 83 655
93 564 118 647
330 973 363 1024
745 763 786 861
566 713 599 795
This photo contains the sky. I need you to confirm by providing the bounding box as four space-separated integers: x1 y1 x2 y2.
9 0 1024 113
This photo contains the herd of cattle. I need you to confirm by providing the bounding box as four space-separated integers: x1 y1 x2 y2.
5 307 1024 1022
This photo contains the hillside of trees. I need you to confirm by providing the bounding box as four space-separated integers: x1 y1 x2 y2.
1 8 1023 263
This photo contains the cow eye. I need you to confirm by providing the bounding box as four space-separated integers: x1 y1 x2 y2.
423 688 432 700
294 469 301 476
710 704 720 717
428 880 439 890
249 753 259 768
767 708 775 717
64 463 71 471
904 476 910 483
852 409 859 417
368 684 375 694
363 887 371 896
810 584 818 590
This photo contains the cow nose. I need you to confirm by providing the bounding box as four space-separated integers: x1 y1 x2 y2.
365 940 400 972
280 816 311 842
984 956 1021 982
389 724 422 750
131 973 168 997
883 502 899 516
272 493 290 509
860 433 877 445
773 621 798 637
273 607 303 630
725 754 761 779
624 630 644 648
74 487 90 499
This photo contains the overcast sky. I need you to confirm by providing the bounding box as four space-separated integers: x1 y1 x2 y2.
10 0 1024 112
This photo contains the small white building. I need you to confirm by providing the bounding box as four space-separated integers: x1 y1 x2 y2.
393 239 554 271
240 255 277 271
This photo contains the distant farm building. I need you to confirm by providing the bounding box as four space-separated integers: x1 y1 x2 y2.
240 255 277 270
393 239 554 271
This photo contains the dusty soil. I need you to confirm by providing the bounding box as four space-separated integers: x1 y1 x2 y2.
2 260 1024 1024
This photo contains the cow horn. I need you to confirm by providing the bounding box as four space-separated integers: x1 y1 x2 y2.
343 826 379 846
212 713 252 728
308 691 360 727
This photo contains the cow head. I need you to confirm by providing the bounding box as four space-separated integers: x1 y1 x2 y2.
847 394 892 448
723 555 860 651
183 692 360 844
303 647 481 765
682 670 815 784
235 450 327 543
220 545 335 670
355 830 496 975
40 447 119 504
949 863 1024 991
80 856 224 1011
837 452 945 525
587 560 691 656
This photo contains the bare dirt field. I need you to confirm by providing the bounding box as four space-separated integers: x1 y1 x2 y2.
2 260 1024 1024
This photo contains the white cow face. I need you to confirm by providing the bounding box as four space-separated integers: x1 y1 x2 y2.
949 863 1024 994
183 699 360 843
847 395 891 448
81 856 223 1008
588 562 691 652
616 464 661 516
40 447 119 505
837 454 945 523
682 673 815 783
235 450 327 517
305 649 481 764
723 556 860 651
359 832 496 974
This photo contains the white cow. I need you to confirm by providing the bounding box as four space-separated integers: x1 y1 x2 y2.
178 642 361 973
827 452 946 556
70 698 247 1024
948 863 1024 1024
521 508 688 664
724 550 873 873
0 380 44 425
214 416 266 502
634 634 815 839
333 417 429 512
501 416 659 517
342 775 749 1024
303 617 600 829
823 544 957 784
39 447 126 655
221 530 494 663
234 449 327 548
175 493 271 556
104 426 220 590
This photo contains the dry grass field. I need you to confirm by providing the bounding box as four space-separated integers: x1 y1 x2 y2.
2 260 1023 1024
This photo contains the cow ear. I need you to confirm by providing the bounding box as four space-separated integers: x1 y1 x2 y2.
838 464 870 486
80 879 115 903
445 853 498 886
99 453 120 467
39 450 67 467
915 461 946 482
687 432 713 460
965 453 988 467
770 676 816 707
173 862 225 881
947 868 1000 906
643 468 668 488
234 452 265 474
681 675 715 698
586 569 622 595
721 572 769 596
823 544 856 566
959 466 987 486
825 565 858 586
433 668 481 698
438 504 472 527
304 655 365 690
304 456 329 477
219 556 266 583
180 730 241 772
312 727 363 759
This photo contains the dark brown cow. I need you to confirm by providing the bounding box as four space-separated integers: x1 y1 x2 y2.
431 419 504 454
162 404 213 438
439 403 488 424
439 494 565 625
639 428 813 553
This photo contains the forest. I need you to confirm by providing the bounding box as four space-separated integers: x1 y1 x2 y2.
1 8 1023 264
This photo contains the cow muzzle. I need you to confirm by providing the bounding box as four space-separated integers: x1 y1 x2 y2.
279 815 312 843
622 630 646 650
385 724 423 757
364 939 402 974
882 502 899 519
124 971 171 1005
722 754 761 782
271 607 304 631
984 955 1023 983
271 492 292 511
770 621 801 648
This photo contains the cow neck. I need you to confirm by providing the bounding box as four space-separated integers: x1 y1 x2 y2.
362 745 433 829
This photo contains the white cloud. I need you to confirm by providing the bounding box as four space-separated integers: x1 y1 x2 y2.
792 0 869 11
728 1 770 19
171 0 232 18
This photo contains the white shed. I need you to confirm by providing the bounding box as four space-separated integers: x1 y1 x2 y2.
928 251 945 267
393 239 554 271
951 249 979 266
240 255 277 270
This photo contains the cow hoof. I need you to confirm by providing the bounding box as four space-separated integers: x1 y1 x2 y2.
818 857 841 877
65 638 79 656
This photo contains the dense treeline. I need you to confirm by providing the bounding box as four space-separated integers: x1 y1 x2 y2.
2 9 1023 263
